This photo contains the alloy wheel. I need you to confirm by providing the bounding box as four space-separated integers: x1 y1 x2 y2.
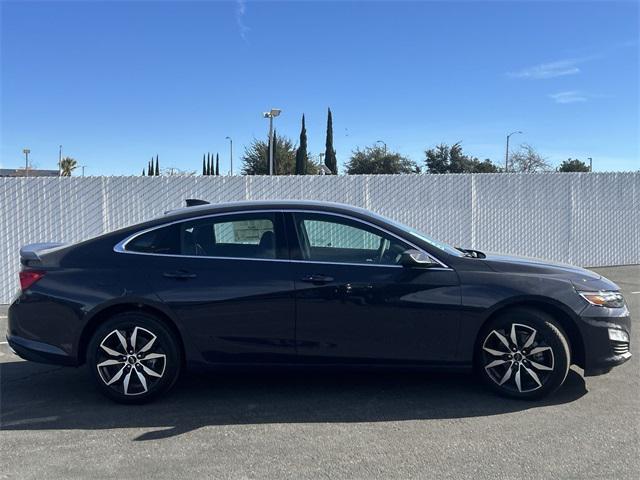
481 323 555 394
96 326 167 396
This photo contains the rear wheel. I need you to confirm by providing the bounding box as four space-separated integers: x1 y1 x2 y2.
87 312 181 404
476 308 571 400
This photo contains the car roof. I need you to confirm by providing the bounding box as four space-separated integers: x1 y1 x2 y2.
164 200 373 219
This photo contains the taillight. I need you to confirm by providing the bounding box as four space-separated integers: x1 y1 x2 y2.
19 270 45 290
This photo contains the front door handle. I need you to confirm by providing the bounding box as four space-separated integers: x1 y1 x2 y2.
163 270 197 279
300 274 335 284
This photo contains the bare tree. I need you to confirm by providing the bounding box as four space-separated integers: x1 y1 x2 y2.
508 144 552 173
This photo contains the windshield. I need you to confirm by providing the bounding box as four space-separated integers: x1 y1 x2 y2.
366 211 463 257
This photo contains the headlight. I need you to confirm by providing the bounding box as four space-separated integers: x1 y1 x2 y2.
579 291 625 308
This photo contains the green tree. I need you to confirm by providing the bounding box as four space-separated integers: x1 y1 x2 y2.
508 144 552 173
345 145 419 174
154 155 160 176
142 168 146 176
242 136 319 175
206 153 211 176
59 157 78 177
272 129 278 174
324 108 337 174
202 154 206 175
558 158 590 172
148 159 153 176
425 142 501 173
295 114 308 175
215 153 220 176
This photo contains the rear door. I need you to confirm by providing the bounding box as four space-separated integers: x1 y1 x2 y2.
287 211 461 364
124 211 296 364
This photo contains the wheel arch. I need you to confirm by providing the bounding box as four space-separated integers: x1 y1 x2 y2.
476 299 585 369
77 301 186 366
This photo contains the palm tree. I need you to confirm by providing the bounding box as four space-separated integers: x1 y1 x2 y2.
60 157 78 177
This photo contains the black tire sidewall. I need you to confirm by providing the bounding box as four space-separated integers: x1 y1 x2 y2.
87 312 181 404
475 308 571 400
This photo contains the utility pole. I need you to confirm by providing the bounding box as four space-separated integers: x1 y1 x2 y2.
263 108 281 175
226 136 233 175
22 149 31 177
505 131 522 172
58 145 63 176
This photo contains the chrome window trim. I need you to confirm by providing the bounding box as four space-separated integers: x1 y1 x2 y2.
113 208 451 270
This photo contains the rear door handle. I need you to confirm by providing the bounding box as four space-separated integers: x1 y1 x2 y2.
300 274 335 284
163 270 197 279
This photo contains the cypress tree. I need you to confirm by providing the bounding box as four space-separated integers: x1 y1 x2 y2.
142 168 146 176
148 159 153 176
295 114 308 175
324 108 337 174
202 154 206 175
207 153 211 176
272 129 278 175
215 153 220 176
154 155 160 176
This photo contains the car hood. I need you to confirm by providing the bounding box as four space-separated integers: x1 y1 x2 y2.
481 253 618 290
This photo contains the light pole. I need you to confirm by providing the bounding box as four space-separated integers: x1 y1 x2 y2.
58 145 63 176
22 149 31 177
263 108 282 175
225 136 233 176
81 165 87 177
376 140 387 154
505 131 522 172
588 157 593 172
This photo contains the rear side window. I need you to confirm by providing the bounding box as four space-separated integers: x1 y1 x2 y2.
125 224 179 254
180 213 277 259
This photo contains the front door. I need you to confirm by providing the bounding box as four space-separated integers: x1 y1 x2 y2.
287 212 461 364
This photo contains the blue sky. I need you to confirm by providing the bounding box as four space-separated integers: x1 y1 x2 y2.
1 0 638 175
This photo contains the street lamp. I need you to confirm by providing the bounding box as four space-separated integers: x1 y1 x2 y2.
81 165 87 177
58 145 63 176
263 108 282 175
588 157 593 172
22 148 31 177
376 140 387 154
225 136 233 176
505 131 523 172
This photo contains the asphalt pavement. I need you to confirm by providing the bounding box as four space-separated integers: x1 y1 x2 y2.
1 265 638 479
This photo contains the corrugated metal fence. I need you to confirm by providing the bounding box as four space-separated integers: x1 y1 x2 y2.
0 172 638 303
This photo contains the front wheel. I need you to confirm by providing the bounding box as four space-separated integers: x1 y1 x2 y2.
87 312 182 404
476 308 571 400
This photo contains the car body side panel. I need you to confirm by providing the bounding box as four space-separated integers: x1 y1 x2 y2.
293 263 462 363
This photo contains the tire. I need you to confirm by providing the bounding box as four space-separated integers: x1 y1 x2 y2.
475 308 571 400
87 311 182 404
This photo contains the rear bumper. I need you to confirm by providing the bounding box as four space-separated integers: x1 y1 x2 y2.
6 334 76 366
580 306 632 376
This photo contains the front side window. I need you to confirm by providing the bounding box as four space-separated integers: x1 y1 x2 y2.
180 213 277 259
293 213 410 265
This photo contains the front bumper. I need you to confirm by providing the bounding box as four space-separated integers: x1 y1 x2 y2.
579 305 632 376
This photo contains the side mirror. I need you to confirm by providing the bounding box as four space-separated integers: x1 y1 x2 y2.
399 249 439 268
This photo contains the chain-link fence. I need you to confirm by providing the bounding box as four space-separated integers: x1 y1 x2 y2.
0 172 638 303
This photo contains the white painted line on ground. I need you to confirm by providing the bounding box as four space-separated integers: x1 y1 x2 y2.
0 341 8 345
631 291 640 294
